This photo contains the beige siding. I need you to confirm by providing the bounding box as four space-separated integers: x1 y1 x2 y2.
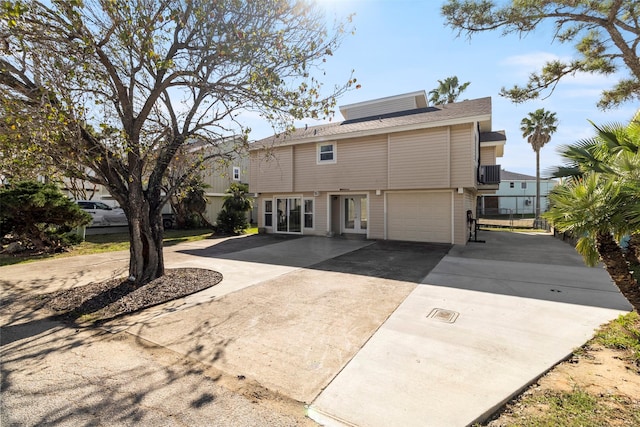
251 147 294 193
205 196 225 224
480 146 497 165
450 124 475 188
452 189 478 245
293 136 388 192
387 191 452 243
368 193 385 239
388 129 449 189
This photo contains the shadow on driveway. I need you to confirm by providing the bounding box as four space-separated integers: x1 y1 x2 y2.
309 240 451 282
177 235 451 283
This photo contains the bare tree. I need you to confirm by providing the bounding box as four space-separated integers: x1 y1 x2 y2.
0 0 355 284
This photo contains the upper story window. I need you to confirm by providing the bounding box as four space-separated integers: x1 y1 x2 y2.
232 166 240 181
521 182 527 189
509 182 515 188
317 142 337 164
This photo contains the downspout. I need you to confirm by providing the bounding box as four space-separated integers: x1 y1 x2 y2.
476 122 482 218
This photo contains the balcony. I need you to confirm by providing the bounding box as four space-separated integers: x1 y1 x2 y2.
478 165 501 191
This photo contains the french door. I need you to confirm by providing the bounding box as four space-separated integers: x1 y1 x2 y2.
343 195 367 234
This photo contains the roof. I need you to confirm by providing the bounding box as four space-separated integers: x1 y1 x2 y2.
251 96 494 149
501 170 556 181
339 90 428 121
480 130 506 143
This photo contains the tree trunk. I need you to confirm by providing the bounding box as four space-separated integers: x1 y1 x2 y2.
627 233 640 265
596 231 640 312
127 186 165 285
535 148 541 222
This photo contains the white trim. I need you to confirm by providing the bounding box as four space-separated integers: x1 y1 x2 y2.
316 141 337 164
273 195 305 234
339 90 427 112
451 190 455 244
263 198 274 229
303 197 315 230
339 194 368 235
327 191 370 239
232 166 241 181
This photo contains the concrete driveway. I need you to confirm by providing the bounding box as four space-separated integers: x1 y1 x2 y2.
1 231 633 426
308 231 632 426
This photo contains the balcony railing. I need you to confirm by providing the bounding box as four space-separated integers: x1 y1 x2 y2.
479 165 501 185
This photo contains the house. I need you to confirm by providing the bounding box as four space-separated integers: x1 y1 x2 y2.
249 91 506 245
479 170 557 216
199 149 252 225
57 138 253 226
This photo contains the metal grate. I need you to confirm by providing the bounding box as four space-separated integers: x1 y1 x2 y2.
426 308 459 323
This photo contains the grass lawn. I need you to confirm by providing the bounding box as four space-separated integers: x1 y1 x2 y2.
0 226 258 267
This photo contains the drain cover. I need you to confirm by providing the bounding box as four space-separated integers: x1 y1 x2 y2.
427 308 459 323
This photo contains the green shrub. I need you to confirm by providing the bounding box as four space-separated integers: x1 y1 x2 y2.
0 181 92 252
216 183 252 235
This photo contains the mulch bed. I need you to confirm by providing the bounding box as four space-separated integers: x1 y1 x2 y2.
43 268 223 324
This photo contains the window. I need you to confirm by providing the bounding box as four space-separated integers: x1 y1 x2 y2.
317 142 336 164
521 182 527 189
509 182 515 188
304 199 314 229
232 166 240 181
264 200 273 227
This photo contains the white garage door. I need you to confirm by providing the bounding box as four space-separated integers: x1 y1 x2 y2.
387 192 452 243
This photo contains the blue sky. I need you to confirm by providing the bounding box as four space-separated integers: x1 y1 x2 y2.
243 0 637 177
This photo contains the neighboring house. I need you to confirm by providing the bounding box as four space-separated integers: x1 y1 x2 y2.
199 150 252 225
479 170 557 216
249 91 506 245
58 138 253 226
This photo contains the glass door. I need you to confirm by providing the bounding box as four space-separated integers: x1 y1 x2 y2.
343 195 367 234
276 198 301 233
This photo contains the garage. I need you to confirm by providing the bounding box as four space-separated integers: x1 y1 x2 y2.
386 191 452 243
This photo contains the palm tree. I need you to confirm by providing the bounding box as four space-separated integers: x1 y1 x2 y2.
544 116 640 312
520 109 558 227
545 173 640 312
552 117 640 265
428 76 470 105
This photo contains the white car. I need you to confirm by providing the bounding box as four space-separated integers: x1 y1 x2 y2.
76 200 128 226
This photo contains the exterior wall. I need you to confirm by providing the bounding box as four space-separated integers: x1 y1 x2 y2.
450 190 473 245
250 121 496 245
293 135 388 192
250 146 294 193
204 196 224 224
388 128 449 189
480 146 497 165
450 124 475 188
368 192 385 239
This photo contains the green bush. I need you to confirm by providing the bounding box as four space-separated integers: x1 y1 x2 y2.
216 183 252 235
0 181 92 252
